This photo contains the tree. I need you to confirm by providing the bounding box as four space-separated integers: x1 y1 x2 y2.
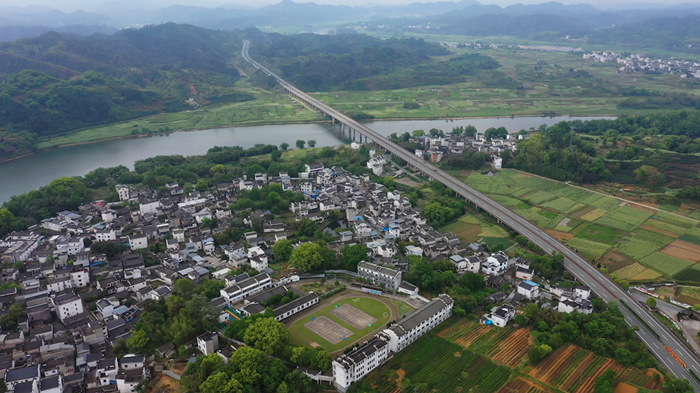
196 178 209 192
280 143 289 151
646 297 657 309
113 338 128 358
665 376 693 393
0 302 25 331
514 314 527 326
243 318 290 355
307 139 316 148
342 244 368 272
412 129 425 137
271 150 283 161
174 278 194 297
296 140 305 149
135 379 150 393
210 164 226 174
272 239 294 261
594 369 616 393
383 175 395 189
127 329 149 352
289 243 324 272
201 372 243 393
528 344 552 364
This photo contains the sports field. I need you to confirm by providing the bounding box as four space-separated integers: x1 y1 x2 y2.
288 296 391 352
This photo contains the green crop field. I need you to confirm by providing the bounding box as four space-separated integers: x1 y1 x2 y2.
618 230 675 260
642 219 687 236
570 223 624 245
641 252 694 277
674 266 700 283
288 296 390 352
350 333 511 393
541 197 581 213
566 237 611 260
595 215 637 231
680 234 700 246
607 206 654 226
526 191 558 205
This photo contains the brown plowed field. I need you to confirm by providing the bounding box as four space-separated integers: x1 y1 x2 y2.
490 328 532 367
661 240 700 263
574 360 624 393
497 378 547 393
454 324 494 348
615 382 638 393
561 352 595 391
546 229 575 241
438 320 473 338
571 206 596 219
529 344 579 383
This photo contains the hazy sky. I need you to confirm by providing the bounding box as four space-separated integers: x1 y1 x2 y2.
0 0 692 12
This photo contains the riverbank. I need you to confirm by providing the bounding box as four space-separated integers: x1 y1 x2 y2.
0 116 614 204
14 111 618 164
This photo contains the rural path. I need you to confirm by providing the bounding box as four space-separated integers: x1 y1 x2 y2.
283 289 400 357
507 168 700 224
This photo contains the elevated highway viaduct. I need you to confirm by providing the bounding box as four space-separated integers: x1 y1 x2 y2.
242 39 700 389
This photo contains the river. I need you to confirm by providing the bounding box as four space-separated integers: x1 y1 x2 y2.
0 116 613 204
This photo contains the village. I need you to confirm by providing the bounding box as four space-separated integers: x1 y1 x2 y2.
0 148 599 393
583 51 700 78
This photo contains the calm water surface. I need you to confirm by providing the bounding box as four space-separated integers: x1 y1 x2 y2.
0 116 613 203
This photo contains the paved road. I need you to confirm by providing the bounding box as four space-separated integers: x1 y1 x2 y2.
242 40 700 389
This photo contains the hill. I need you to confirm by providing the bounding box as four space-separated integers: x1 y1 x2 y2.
0 23 252 161
244 32 505 92
588 15 700 54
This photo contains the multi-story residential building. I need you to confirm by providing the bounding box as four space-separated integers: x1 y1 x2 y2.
332 333 391 393
357 261 401 290
52 293 84 323
383 294 453 353
219 273 273 306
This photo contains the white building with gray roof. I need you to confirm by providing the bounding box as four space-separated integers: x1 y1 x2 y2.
383 294 453 352
357 261 401 290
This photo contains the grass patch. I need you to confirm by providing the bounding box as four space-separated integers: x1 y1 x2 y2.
288 296 390 352
641 252 694 277
660 204 679 212
482 237 514 249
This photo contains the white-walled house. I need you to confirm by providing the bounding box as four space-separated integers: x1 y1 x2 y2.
517 281 540 300
128 235 148 251
481 304 515 327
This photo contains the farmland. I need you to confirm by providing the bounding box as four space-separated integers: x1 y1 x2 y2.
354 318 665 393
348 333 512 393
461 169 700 281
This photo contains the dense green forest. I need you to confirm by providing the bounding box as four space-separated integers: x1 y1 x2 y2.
588 15 700 55
245 32 502 91
0 23 254 161
504 110 700 190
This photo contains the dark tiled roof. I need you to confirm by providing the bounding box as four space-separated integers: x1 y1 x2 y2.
389 295 452 337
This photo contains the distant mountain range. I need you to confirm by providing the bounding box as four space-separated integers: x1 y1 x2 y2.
0 0 699 46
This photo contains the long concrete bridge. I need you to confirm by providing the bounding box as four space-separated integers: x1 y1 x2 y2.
241 39 700 388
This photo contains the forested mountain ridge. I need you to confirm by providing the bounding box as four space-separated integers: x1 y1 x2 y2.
0 23 254 162
245 32 502 92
